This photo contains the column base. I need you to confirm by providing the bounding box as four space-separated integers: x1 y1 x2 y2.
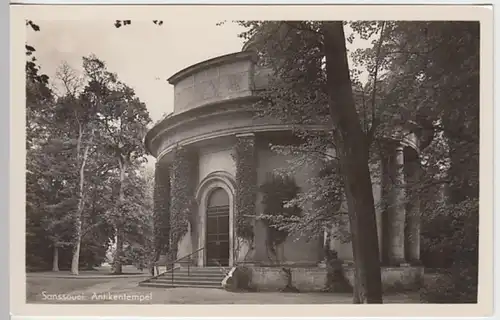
406 259 423 266
387 258 407 267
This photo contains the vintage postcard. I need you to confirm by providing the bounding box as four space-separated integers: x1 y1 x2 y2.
10 3 494 318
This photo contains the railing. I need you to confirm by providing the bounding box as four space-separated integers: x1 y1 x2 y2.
168 247 206 286
143 248 236 287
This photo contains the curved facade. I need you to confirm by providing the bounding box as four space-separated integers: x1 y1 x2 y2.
145 49 422 273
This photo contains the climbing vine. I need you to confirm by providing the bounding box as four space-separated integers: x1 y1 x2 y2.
259 174 301 261
233 135 257 241
153 162 171 262
170 146 198 260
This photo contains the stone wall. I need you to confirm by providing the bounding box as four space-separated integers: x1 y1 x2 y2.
243 266 424 293
343 266 424 292
249 267 328 292
173 58 253 114
198 145 236 183
254 147 323 265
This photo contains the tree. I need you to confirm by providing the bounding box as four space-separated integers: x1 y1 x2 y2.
121 166 155 270
234 20 383 303
49 61 103 275
321 21 383 303
317 21 479 302
25 21 156 274
369 21 479 302
25 31 80 272
81 55 152 273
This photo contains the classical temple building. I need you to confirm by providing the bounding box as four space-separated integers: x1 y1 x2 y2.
144 44 424 291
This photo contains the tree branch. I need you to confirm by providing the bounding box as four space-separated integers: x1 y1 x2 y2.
366 21 386 143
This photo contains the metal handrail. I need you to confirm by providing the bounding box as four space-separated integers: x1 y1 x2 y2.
144 248 241 287
169 247 205 286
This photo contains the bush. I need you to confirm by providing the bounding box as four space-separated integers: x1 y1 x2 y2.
420 264 477 303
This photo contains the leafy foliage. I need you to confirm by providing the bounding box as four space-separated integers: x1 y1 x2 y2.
235 21 385 302
233 135 257 241
234 20 479 302
169 147 198 260
25 34 154 272
153 162 171 262
369 21 479 302
259 174 301 260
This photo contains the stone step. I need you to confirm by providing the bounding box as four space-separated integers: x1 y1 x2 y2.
141 267 227 289
178 266 227 271
163 270 225 275
152 278 223 286
158 274 224 281
139 281 222 289
162 270 226 277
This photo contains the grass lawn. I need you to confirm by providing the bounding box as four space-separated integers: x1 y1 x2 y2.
27 265 150 277
27 278 107 302
26 275 421 304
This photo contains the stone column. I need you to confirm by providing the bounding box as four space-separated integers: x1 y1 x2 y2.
387 144 406 265
370 157 384 261
405 158 421 264
233 133 258 263
153 161 171 261
170 146 198 263
380 152 390 265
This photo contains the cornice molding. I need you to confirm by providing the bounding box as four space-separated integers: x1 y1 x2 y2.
145 96 259 156
157 124 327 162
167 51 258 85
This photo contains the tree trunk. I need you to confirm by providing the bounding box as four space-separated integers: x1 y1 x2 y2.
52 245 59 272
71 128 92 276
112 157 128 274
322 21 383 303
113 228 124 274
344 184 363 303
71 236 81 275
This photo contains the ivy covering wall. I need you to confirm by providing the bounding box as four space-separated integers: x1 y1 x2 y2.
170 146 198 260
153 161 171 261
260 174 301 256
233 134 258 241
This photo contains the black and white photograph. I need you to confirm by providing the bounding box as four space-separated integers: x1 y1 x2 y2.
13 3 493 316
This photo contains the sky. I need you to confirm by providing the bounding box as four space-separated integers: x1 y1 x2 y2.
28 19 247 123
28 20 370 124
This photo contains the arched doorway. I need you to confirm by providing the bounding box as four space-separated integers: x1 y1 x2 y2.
206 187 230 266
